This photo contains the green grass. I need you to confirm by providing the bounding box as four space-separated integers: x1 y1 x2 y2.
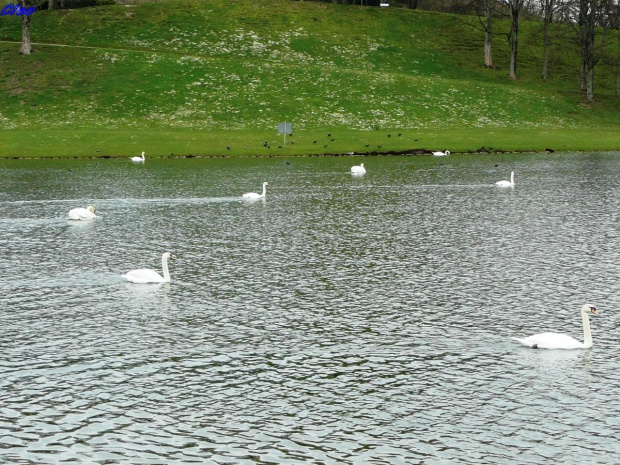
1 127 618 158
0 0 618 158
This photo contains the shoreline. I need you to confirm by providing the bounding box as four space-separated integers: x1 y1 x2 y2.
0 147 564 160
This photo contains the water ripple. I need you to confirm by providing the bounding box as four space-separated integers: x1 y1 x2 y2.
1 154 620 464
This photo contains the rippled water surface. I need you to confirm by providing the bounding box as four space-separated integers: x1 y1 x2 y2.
1 152 620 464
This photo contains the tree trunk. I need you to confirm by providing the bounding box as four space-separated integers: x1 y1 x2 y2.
19 6 32 55
48 0 53 10
408 0 418 9
617 32 620 99
586 66 594 103
542 24 550 80
616 58 620 99
508 1 521 80
580 55 586 91
541 1 553 80
483 4 494 68
583 0 596 103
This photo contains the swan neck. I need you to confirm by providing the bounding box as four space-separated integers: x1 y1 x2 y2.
582 311 593 348
262 184 267 196
162 255 171 282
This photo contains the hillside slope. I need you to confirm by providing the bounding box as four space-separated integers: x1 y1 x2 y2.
0 0 618 157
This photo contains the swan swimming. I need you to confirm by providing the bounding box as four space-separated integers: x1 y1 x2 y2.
68 205 97 221
243 182 268 200
350 163 366 175
432 150 450 156
496 171 515 187
123 252 173 284
512 304 598 349
130 152 146 162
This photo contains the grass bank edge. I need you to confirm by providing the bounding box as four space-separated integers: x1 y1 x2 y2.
1 128 619 159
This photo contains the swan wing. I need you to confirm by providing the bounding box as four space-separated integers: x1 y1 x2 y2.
513 332 584 350
123 268 165 284
243 192 261 199
496 180 511 187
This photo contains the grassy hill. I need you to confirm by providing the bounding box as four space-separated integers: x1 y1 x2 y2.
0 0 619 158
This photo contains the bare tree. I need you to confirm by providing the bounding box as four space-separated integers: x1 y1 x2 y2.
608 0 620 97
482 0 495 68
458 0 524 75
453 0 497 68
571 0 614 102
499 0 526 79
541 0 559 79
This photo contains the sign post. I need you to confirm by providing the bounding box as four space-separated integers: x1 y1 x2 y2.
278 122 292 147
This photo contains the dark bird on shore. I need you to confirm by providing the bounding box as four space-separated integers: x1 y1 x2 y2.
398 133 402 137
328 133 331 137
330 138 335 142
366 144 370 147
227 146 231 150
313 140 317 144
388 134 391 138
278 146 282 149
324 145 328 148
377 145 382 148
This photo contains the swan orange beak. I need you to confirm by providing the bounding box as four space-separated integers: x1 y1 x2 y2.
591 308 598 315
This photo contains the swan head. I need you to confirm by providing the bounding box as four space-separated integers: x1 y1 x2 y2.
446 151 450 155
162 252 173 260
581 304 598 316
263 182 269 186
360 163 364 167
87 206 96 213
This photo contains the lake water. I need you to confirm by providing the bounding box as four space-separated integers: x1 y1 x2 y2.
1 152 619 464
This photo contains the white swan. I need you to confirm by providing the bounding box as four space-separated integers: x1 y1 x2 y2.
350 163 366 175
512 304 598 349
130 151 145 162
68 205 97 221
243 181 268 199
432 150 450 156
123 252 173 284
496 171 515 187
